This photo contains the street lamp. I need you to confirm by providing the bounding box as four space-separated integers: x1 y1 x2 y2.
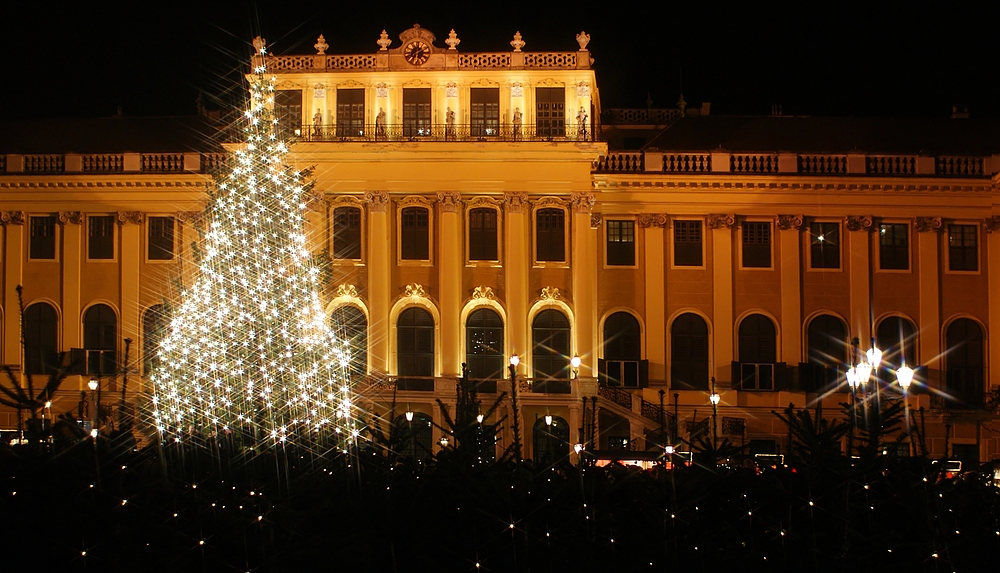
87 377 99 433
544 414 553 426
709 377 720 448
896 361 914 392
570 355 581 379
405 410 414 422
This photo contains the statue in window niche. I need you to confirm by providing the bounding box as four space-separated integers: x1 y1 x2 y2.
576 106 588 139
512 107 522 140
375 107 386 139
445 107 456 139
313 109 323 138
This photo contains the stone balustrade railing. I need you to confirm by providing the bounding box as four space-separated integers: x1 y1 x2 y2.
595 150 998 176
0 153 224 174
264 50 586 72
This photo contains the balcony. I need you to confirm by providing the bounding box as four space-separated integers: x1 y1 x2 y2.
291 123 597 143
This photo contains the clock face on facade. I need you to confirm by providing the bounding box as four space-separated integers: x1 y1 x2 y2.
403 41 431 65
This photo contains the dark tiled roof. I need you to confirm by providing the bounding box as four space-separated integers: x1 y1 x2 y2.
644 116 1000 156
0 116 226 154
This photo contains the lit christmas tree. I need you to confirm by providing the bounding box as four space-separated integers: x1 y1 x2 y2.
151 41 356 450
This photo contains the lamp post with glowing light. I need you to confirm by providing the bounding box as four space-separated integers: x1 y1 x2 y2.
405 410 415 459
88 377 99 436
508 354 523 462
896 360 915 438
709 377 721 448
570 355 581 379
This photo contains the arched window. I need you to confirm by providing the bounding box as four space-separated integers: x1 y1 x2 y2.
466 308 504 380
332 306 367 381
737 314 777 390
397 308 434 390
671 313 709 390
24 302 58 375
142 305 168 375
393 412 434 461
532 415 569 465
805 314 848 391
875 316 917 376
945 319 984 408
531 309 570 381
83 304 117 375
601 312 646 388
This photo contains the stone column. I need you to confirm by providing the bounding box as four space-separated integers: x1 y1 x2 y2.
988 217 1000 388
59 212 83 351
366 191 391 374
639 214 667 385
504 193 529 359
778 215 804 364
118 212 143 357
709 214 735 382
2 212 24 367
846 216 874 345
437 192 462 377
916 217 943 378
571 192 597 377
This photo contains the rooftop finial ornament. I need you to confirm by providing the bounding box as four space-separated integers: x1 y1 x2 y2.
252 36 267 55
510 31 525 52
446 29 461 50
377 29 392 51
314 34 328 55
576 31 590 51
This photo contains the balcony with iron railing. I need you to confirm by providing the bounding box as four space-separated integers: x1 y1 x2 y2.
291 123 598 143
358 375 574 395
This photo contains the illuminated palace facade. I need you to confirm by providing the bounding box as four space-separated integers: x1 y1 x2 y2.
1 25 999 465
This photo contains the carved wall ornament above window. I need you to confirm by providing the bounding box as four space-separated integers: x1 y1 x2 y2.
504 192 528 213
117 211 144 225
575 81 591 97
58 211 83 225
313 84 326 99
437 191 462 212
846 215 874 232
570 192 595 213
375 83 388 98
365 190 389 212
777 214 804 231
336 284 359 299
1 211 25 225
986 216 1000 233
404 283 427 299
591 213 603 229
510 82 524 98
471 286 495 300
638 214 668 228
176 211 203 225
445 82 458 98
707 214 735 229
538 286 561 301
915 216 943 233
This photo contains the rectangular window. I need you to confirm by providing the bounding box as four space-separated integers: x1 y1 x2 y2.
336 88 365 137
606 220 635 266
88 216 115 260
742 221 771 268
274 90 303 139
536 209 565 262
674 220 702 266
333 207 362 259
469 208 498 261
29 215 56 260
147 216 174 260
879 223 909 270
403 88 431 137
535 87 565 138
809 222 840 269
400 207 429 260
470 88 500 137
948 224 978 271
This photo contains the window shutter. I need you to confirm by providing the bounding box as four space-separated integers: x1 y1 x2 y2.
639 359 649 388
598 358 607 386
731 361 742 390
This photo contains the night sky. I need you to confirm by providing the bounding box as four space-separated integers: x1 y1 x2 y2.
3 1 998 120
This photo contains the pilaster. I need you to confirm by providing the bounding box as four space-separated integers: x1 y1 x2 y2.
118 212 143 351
639 214 667 385
366 191 391 374
58 212 83 350
437 191 462 377
504 192 529 359
2 212 24 366
988 217 1000 389
916 216 943 375
571 192 596 377
846 215 874 344
778 215 804 364
708 214 734 382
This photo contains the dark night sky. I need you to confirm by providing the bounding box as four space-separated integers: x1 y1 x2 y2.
2 1 998 120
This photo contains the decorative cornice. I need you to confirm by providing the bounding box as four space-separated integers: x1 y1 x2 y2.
336 284 359 298
986 216 1000 233
845 215 874 232
538 286 561 301
176 211 203 224
707 214 735 229
915 216 943 233
471 286 495 300
329 195 367 209
776 214 804 231
436 191 462 213
590 213 603 229
58 211 82 225
504 192 528 213
404 283 427 299
398 195 435 208
117 211 144 225
638 214 667 228
1 211 24 225
464 196 503 210
570 192 595 213
533 196 567 210
365 190 389 213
